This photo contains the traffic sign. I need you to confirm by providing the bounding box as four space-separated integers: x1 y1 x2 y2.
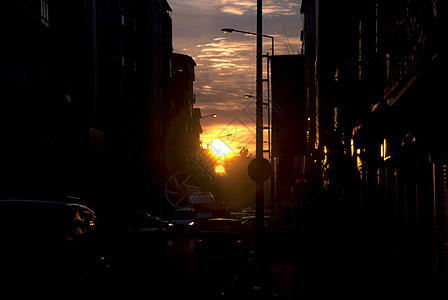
247 157 272 182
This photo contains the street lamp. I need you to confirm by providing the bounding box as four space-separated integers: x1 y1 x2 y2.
212 134 232 140
204 133 232 146
201 113 217 119
245 94 268 105
221 28 274 56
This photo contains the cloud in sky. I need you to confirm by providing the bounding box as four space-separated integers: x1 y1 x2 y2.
169 0 302 154
213 0 300 16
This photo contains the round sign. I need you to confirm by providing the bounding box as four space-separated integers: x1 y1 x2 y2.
247 158 272 182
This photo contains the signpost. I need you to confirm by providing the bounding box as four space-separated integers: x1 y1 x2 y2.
248 157 272 182
248 156 271 275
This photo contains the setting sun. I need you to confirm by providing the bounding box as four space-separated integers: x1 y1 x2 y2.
209 139 235 158
215 164 225 174
200 122 256 157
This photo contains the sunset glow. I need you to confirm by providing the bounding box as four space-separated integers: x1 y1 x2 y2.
215 164 226 174
201 122 256 156
209 139 235 158
170 0 301 145
169 0 301 160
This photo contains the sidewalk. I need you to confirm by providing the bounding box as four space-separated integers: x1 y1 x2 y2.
269 222 447 299
222 215 447 299
219 226 300 298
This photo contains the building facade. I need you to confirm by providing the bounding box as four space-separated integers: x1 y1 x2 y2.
301 0 445 279
270 55 307 214
168 53 199 173
2 0 200 217
2 0 98 199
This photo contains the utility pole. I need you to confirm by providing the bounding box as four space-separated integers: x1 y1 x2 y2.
255 0 264 266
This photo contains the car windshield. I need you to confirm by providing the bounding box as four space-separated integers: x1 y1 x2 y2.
134 217 161 227
172 211 195 220
201 220 241 232
190 194 214 204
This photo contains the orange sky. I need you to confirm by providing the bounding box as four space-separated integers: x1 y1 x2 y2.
170 0 302 155
201 122 256 155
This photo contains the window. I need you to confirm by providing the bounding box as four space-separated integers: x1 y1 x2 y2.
358 20 362 80
41 0 49 27
375 2 379 53
73 208 97 235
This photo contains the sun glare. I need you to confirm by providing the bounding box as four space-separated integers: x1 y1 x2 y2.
200 123 256 157
215 164 226 174
210 139 234 158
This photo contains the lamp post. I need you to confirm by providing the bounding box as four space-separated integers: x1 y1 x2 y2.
200 113 217 119
221 28 274 56
222 3 268 266
255 0 264 272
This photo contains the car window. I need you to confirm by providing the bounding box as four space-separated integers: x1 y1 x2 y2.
135 217 160 227
72 207 97 236
172 211 195 220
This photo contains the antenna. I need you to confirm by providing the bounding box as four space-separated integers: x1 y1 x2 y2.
282 24 295 54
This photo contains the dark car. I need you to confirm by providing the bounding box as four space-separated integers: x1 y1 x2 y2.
240 215 278 229
0 199 109 286
127 212 169 252
195 218 249 261
167 208 197 233
240 215 279 252
129 212 169 234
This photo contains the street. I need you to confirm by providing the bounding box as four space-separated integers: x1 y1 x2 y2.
4 209 446 299
103 233 249 298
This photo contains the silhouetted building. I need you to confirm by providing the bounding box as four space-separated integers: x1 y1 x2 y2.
271 55 307 210
97 0 174 212
301 0 445 280
2 0 98 199
2 0 202 217
168 53 198 173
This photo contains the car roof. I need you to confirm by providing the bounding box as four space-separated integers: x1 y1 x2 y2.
207 218 240 222
67 203 96 215
0 199 95 214
0 199 68 206
174 207 195 212
241 215 272 220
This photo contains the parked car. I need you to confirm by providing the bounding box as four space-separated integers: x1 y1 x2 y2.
129 212 169 234
190 192 216 224
167 208 197 232
241 208 256 216
0 199 110 285
127 212 169 252
240 215 278 231
196 218 249 261
229 212 249 220
240 215 279 252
